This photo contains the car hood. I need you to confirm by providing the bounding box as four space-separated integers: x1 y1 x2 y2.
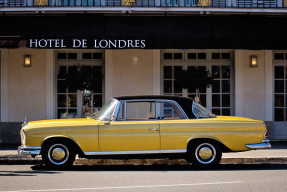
24 118 101 129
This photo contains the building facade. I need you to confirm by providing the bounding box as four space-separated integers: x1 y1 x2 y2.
1 1 287 143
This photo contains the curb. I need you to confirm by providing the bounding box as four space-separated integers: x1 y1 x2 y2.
0 157 286 165
220 157 287 164
75 157 287 165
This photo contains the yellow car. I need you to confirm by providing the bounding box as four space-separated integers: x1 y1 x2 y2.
18 95 270 168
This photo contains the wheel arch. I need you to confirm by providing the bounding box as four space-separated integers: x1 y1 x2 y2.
41 136 84 156
187 137 231 153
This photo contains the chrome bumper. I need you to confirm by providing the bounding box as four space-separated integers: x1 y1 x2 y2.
18 145 41 156
246 139 271 149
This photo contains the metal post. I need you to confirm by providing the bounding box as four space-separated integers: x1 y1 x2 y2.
226 0 232 7
231 0 237 7
277 0 283 7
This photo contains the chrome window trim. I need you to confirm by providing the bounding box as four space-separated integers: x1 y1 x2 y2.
192 101 199 119
125 101 127 121
84 149 186 156
155 100 188 120
113 99 188 121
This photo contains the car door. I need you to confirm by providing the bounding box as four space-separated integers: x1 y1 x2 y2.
156 101 191 151
99 101 160 152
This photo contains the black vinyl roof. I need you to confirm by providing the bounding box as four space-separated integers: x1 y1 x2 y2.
113 95 196 119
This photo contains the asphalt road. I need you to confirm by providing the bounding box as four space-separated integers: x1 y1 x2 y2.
0 164 287 192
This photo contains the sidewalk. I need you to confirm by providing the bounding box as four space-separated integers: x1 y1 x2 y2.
0 142 286 165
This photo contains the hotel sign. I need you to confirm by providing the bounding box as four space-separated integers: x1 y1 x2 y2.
2 16 286 50
28 39 146 49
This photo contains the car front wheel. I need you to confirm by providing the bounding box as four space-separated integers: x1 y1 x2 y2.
186 141 222 168
42 142 75 169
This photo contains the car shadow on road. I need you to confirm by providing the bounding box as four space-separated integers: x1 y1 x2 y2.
31 163 287 172
0 170 59 177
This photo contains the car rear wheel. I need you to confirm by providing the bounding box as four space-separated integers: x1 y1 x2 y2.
186 141 222 168
42 142 75 169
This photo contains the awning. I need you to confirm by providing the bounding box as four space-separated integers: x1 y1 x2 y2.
0 15 286 49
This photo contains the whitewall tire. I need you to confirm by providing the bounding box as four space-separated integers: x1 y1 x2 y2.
187 141 222 168
42 141 75 169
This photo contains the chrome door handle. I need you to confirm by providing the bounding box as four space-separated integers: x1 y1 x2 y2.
148 128 159 131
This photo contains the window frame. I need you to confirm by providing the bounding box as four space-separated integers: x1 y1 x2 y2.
55 50 104 119
273 64 287 121
114 99 188 121
211 65 232 116
161 50 234 116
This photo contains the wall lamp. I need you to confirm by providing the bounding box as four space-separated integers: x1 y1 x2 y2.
24 55 31 67
250 55 258 68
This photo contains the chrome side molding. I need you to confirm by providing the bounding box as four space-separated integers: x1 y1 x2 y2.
84 149 186 156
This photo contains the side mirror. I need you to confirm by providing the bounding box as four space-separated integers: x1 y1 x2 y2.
104 115 116 125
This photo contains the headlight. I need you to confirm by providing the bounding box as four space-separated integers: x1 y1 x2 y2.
20 129 26 146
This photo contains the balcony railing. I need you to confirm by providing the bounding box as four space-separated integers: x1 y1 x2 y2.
0 0 286 8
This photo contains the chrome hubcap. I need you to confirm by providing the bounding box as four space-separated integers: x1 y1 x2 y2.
195 143 216 164
48 144 69 165
52 148 65 161
199 147 212 160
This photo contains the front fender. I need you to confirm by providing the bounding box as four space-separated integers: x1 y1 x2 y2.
41 135 78 147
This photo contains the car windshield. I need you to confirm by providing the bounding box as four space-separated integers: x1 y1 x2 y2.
192 101 216 118
93 99 119 121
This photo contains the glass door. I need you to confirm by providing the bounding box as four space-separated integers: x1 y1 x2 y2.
273 65 287 139
187 66 207 108
81 65 103 118
211 65 231 116
56 51 104 119
57 65 78 119
57 65 103 119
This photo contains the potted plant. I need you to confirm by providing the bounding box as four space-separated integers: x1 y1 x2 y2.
66 65 103 92
176 67 213 103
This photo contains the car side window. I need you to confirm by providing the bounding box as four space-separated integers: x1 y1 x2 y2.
117 101 156 121
156 102 185 120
